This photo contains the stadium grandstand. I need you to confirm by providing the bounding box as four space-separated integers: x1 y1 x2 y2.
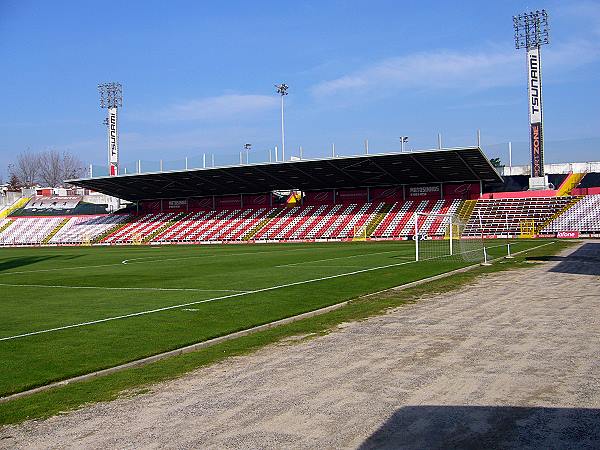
0 147 599 247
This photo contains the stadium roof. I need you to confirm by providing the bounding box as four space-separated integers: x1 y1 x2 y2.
69 147 502 202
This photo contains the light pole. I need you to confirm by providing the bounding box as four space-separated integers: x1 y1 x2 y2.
275 83 288 161
98 82 123 177
400 136 408 152
244 143 252 164
513 10 550 182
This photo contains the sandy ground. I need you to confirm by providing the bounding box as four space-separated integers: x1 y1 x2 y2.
1 241 600 449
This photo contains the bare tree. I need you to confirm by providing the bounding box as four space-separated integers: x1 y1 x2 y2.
37 150 85 187
62 151 85 181
8 150 85 188
13 150 41 187
38 150 64 187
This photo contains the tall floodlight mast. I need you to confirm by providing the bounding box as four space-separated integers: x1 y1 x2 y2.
275 83 288 161
98 82 123 176
513 10 550 189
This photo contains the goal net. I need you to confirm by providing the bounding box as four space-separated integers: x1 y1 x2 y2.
132 233 143 245
353 224 367 241
414 212 485 263
81 233 92 246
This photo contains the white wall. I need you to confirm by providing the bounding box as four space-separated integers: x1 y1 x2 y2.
500 161 600 176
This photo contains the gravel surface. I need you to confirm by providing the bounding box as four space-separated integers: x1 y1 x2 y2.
1 241 599 449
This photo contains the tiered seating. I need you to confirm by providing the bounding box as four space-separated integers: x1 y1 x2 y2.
4 194 597 246
49 214 130 244
269 206 315 240
205 208 271 241
176 210 232 242
330 202 383 238
320 204 359 238
151 208 281 243
222 207 278 240
304 204 343 239
417 199 462 236
254 207 301 240
103 213 176 243
462 196 576 237
371 199 461 238
154 210 215 243
287 205 329 240
543 194 600 233
252 203 388 240
0 217 63 245
193 209 247 241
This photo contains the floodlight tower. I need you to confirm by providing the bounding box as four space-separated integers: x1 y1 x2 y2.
400 136 408 152
244 143 252 164
513 10 550 189
275 83 288 161
98 82 123 176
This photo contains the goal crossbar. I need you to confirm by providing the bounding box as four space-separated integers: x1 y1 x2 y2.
414 212 456 262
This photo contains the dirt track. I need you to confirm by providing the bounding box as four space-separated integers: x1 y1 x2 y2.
2 242 600 449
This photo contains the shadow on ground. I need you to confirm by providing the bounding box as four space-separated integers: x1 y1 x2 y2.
525 242 600 276
0 255 74 273
360 405 600 449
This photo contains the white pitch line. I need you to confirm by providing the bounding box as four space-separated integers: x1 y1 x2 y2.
296 264 373 268
276 249 408 268
0 283 246 293
0 254 427 342
0 246 336 275
120 246 337 265
0 241 547 342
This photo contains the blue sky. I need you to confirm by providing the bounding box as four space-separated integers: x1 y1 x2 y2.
1 0 599 179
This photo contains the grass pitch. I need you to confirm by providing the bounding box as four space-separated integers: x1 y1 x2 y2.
0 240 546 397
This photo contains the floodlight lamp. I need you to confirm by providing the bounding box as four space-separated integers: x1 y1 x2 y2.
276 83 289 96
98 82 123 109
513 10 550 49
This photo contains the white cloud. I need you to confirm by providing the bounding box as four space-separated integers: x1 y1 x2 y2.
544 39 600 68
311 50 521 96
143 94 278 121
312 39 600 97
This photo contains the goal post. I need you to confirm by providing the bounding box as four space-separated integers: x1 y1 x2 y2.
353 224 367 241
414 212 455 261
519 219 536 238
414 212 484 263
81 232 92 246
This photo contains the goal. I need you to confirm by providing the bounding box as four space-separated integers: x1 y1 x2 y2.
519 219 536 238
353 225 367 241
414 212 484 263
81 233 92 246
